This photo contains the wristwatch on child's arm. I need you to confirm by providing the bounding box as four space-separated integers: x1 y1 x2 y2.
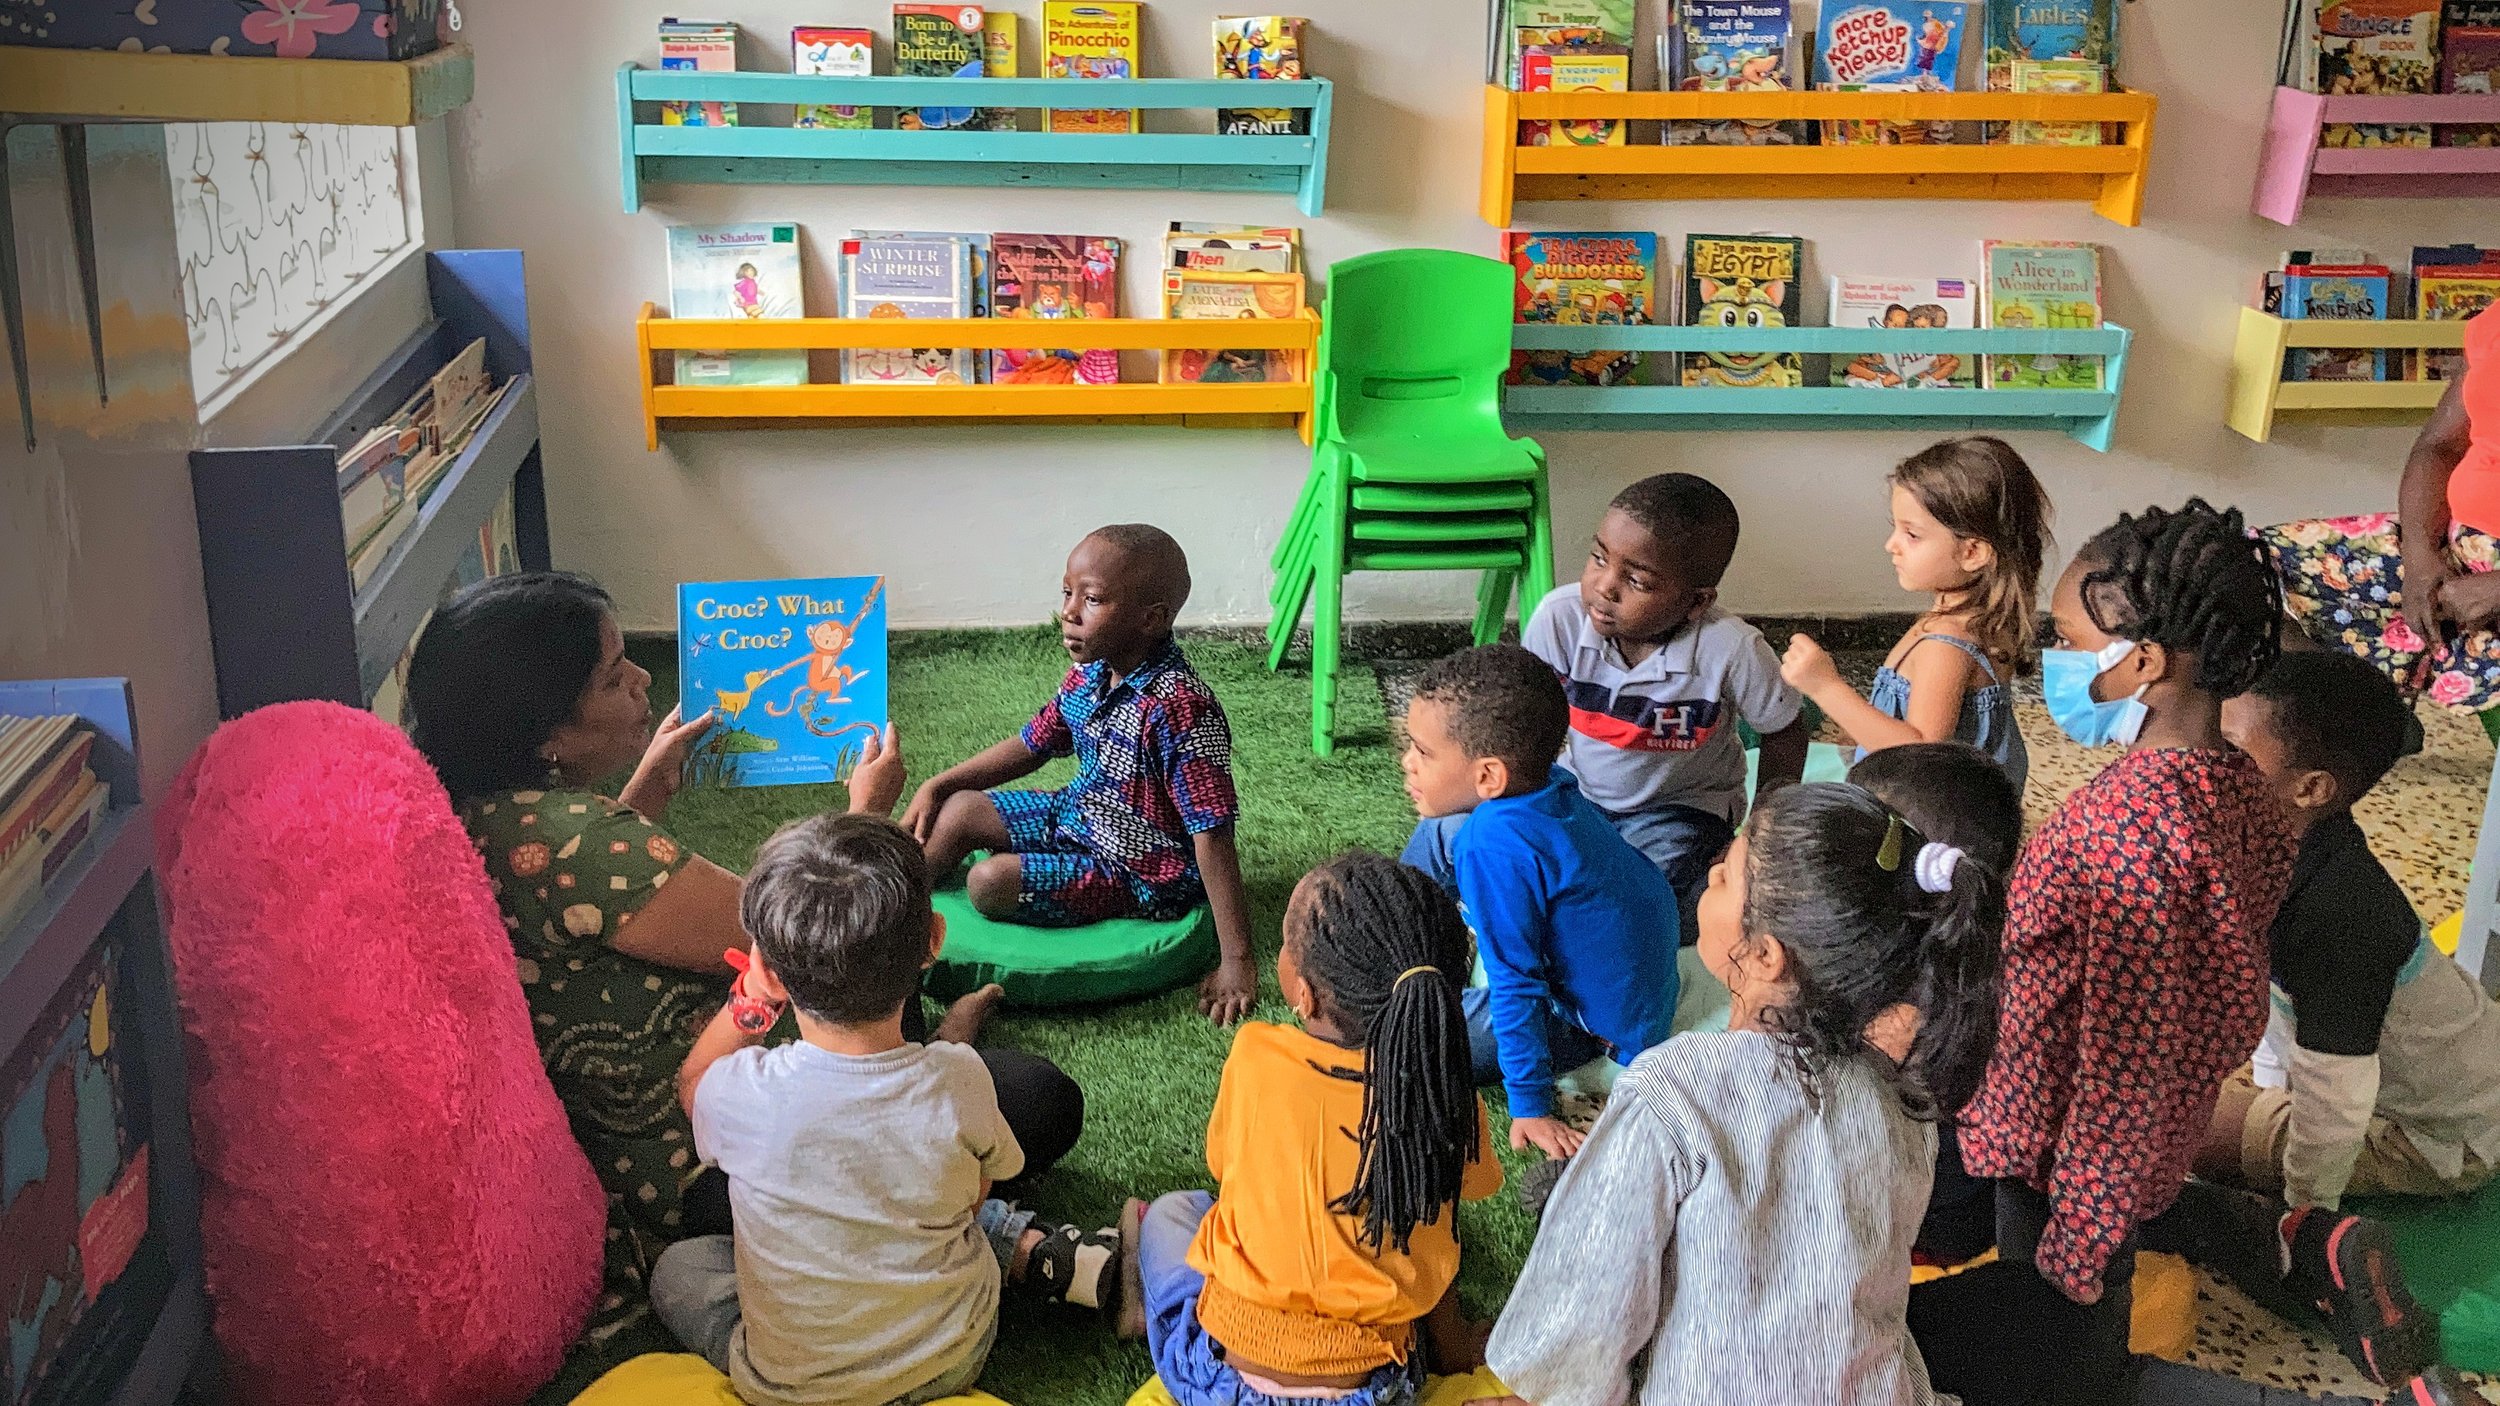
722 948 786 1034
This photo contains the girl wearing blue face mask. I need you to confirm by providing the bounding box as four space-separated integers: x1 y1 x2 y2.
1908 501 2324 1406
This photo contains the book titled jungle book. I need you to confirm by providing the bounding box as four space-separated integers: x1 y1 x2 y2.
990 233 1124 384
1045 1 1145 133
2316 1 2440 148
1162 269 1307 383
1216 16 1309 135
1505 230 1657 388
894 4 985 132
666 223 806 387
1980 239 2104 389
679 576 889 789
1682 234 1805 388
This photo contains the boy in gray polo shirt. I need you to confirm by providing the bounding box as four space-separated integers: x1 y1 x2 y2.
1410 474 1806 941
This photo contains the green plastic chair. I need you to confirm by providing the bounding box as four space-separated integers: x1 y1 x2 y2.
1267 249 1553 755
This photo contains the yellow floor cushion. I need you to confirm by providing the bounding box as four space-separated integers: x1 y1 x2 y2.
1126 1367 1514 1406
575 1353 1015 1406
1907 1250 2198 1363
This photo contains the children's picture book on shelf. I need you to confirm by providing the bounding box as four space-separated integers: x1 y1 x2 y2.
1683 234 1804 388
659 19 740 127
2280 268 2394 381
1044 1 1145 133
793 26 874 128
980 12 1022 130
679 576 889 790
2313 1 2441 147
2443 15 2500 147
1505 231 1659 388
667 224 807 389
2009 57 2107 143
1979 239 2104 390
1983 1 2118 140
1492 0 1636 89
840 234 976 385
1667 1 1802 146
1161 269 1308 383
990 234 1123 385
1523 43 1633 144
1216 16 1310 135
2413 244 2500 378
1815 1 1969 144
853 230 994 380
1166 222 1300 273
894 4 985 131
1829 277 1979 388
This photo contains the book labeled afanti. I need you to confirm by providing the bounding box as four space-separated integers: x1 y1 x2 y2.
1505 230 1658 388
1045 1 1144 133
894 4 985 131
1683 234 1806 388
679 576 889 789
1161 269 1307 383
667 223 806 388
1216 17 1309 135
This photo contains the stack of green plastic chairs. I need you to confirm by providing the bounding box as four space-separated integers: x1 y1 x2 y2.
1266 249 1554 756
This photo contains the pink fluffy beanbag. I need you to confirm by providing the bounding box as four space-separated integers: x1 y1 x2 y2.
157 701 605 1406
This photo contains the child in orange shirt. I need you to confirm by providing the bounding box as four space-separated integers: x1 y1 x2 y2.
1125 852 1502 1405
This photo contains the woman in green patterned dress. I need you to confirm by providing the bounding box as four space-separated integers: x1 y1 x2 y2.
404 572 1085 1376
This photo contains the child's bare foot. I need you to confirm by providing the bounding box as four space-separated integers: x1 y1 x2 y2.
933 983 1006 1044
1116 1197 1149 1340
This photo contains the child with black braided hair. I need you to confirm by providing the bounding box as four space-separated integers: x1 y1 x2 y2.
1126 852 1502 1406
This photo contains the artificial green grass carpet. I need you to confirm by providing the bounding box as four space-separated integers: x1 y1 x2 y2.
659 629 1545 1406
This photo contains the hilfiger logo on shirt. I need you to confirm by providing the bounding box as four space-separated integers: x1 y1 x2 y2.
1563 680 1721 753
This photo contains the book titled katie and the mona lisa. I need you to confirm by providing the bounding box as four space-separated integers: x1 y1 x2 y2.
678 574 889 789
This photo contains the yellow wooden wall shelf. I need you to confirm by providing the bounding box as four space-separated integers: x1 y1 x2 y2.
2225 307 2467 443
0 42 475 125
1480 85 2158 226
636 306 1321 448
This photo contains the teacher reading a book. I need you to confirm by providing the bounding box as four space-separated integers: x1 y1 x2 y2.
2259 301 2500 714
403 571 1085 1363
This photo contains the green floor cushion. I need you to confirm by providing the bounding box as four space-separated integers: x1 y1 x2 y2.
2350 1179 2500 1372
926 885 1216 1009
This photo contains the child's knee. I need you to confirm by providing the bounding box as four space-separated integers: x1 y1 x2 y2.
967 853 1023 916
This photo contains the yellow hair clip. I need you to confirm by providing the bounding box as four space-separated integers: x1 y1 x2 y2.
1876 813 1906 873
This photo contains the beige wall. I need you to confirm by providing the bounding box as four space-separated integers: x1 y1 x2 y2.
0 124 217 799
447 0 2496 631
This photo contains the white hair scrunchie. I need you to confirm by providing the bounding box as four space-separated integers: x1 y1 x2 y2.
1914 841 1965 895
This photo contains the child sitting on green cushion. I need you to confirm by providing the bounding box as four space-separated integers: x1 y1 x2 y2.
904 525 1257 1024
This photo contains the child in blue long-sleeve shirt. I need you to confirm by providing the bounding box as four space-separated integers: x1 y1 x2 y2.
1399 644 1680 1164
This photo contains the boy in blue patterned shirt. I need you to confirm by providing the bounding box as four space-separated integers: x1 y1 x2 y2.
906 525 1257 1024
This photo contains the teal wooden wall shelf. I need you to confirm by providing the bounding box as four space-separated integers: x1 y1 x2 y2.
616 68 1333 216
1504 324 2133 451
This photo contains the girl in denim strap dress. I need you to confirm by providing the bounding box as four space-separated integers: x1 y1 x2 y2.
1781 436 2053 798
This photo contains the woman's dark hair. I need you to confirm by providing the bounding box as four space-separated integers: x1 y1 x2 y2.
2076 499 2282 699
1740 783 2006 1119
1891 436 2053 677
1289 851 1480 1254
407 571 614 802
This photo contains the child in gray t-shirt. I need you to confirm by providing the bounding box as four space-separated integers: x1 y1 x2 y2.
652 814 1135 1406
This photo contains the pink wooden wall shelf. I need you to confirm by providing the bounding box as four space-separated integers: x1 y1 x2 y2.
2252 87 2500 226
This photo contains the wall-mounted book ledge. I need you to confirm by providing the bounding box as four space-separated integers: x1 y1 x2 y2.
1504 324 2134 451
616 68 1333 216
636 305 1321 446
2251 89 2500 226
2225 308 2466 443
0 43 473 125
1479 86 2159 227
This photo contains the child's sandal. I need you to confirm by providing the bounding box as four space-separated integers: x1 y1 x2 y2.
1023 1211 1128 1315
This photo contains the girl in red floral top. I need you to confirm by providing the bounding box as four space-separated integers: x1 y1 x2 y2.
1910 501 2298 1405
